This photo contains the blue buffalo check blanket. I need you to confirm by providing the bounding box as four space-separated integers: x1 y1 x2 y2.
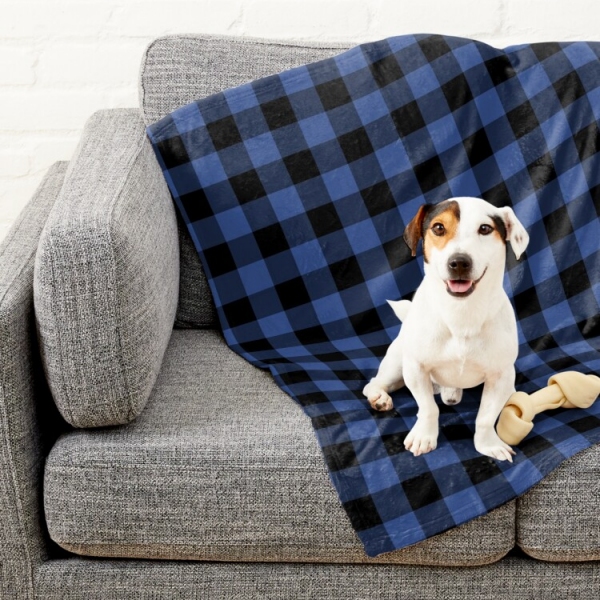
148 35 600 556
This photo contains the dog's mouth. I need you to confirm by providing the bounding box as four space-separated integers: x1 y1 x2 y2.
445 268 487 298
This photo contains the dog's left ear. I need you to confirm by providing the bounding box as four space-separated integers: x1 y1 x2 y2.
403 204 433 257
498 206 530 260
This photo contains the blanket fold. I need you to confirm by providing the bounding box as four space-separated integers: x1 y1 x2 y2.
148 34 600 556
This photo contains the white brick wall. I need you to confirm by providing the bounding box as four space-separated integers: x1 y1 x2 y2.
1 0 600 240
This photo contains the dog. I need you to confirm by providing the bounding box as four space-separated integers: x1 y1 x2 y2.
363 197 529 462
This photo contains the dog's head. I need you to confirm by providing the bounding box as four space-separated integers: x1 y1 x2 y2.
403 197 529 298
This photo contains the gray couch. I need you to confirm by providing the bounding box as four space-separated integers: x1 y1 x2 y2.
1 35 599 599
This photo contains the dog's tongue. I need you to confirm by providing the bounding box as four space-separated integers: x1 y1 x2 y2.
448 279 473 294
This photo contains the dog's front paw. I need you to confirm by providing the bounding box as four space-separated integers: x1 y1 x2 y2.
404 419 439 456
474 431 516 462
363 381 394 411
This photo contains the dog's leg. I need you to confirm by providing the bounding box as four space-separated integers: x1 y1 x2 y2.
403 361 439 456
440 387 463 406
474 370 517 462
363 337 404 411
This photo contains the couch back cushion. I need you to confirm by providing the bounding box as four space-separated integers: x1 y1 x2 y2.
140 35 349 328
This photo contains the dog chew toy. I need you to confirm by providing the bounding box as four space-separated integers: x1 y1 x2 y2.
497 371 600 446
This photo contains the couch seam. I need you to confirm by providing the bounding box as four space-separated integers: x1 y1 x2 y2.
107 118 149 423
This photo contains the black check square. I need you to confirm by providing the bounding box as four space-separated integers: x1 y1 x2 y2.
559 260 589 298
229 169 267 203
275 277 311 309
361 180 397 217
573 122 600 163
307 203 344 237
261 96 297 130
203 242 237 277
322 440 359 471
295 323 328 345
413 154 447 194
402 472 444 511
553 71 586 108
418 36 452 62
283 149 321 184
463 128 494 167
382 432 407 456
338 127 375 164
206 115 243 150
343 496 384 531
506 100 540 140
441 73 474 112
484 55 516 87
531 42 563 62
329 255 365 291
179 189 212 222
369 53 404 88
316 77 352 111
253 223 290 258
222 296 256 328
528 152 557 191
391 100 426 138
462 457 503 486
543 204 573 244
156 135 190 169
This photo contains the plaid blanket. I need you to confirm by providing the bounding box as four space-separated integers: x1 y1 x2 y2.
148 35 600 557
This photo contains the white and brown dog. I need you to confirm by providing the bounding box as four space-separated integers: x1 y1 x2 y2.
363 197 529 462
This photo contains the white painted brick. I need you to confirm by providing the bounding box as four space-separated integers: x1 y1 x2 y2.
0 177 41 222
30 135 79 174
504 0 600 42
242 0 371 42
0 90 118 132
368 0 503 41
38 41 147 87
0 45 37 85
0 152 30 178
0 2 115 39
0 223 12 243
107 1 244 37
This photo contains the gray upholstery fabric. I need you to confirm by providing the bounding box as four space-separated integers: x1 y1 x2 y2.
34 109 179 428
0 163 68 599
140 34 351 125
44 329 515 567
35 556 600 600
140 35 351 329
517 445 600 562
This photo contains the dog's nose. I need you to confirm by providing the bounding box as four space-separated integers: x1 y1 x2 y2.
447 253 472 277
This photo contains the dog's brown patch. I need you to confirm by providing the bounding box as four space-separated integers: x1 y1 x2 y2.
491 215 507 244
403 204 434 257
422 201 460 262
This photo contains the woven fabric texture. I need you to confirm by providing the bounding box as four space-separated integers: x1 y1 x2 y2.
34 556 600 600
0 162 67 599
44 329 514 566
34 109 179 428
517 444 600 561
148 35 600 556
141 35 350 328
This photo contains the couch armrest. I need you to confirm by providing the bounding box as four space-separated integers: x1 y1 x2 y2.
34 109 179 428
0 163 68 598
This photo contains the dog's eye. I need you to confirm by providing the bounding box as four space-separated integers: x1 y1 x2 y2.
431 223 445 236
479 224 493 236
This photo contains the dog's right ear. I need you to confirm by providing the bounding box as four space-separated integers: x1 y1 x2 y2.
403 204 433 257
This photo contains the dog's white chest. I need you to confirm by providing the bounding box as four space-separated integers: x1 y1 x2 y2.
429 334 487 389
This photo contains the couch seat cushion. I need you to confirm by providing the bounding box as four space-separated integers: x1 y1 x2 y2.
44 329 514 566
517 445 600 561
